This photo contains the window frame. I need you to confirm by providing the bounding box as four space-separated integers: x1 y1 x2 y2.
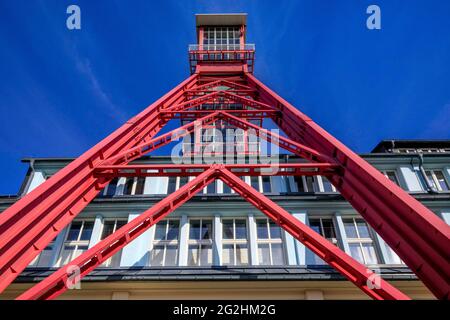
425 169 450 192
255 218 286 265
187 218 214 266
221 217 250 266
99 218 128 267
342 217 380 265
150 219 181 267
57 219 95 267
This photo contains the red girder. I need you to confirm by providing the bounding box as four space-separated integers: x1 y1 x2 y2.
165 90 275 114
160 109 278 120
17 168 218 300
0 75 198 293
218 111 333 163
101 111 221 166
93 163 340 178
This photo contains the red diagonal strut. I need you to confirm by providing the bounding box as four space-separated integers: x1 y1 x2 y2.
16 168 218 300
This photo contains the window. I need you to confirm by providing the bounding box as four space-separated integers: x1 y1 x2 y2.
100 219 127 267
293 176 318 192
222 218 249 266
203 27 240 51
122 177 146 195
308 218 338 265
343 218 379 265
256 218 285 265
151 219 180 266
188 219 213 266
382 170 400 186
425 170 449 191
58 220 94 266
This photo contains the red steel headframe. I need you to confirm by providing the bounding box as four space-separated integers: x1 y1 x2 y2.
0 43 449 300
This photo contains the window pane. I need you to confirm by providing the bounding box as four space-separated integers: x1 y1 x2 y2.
154 222 167 241
269 221 282 239
200 244 213 266
36 246 54 267
60 245 74 265
80 222 93 241
235 220 247 239
305 176 315 192
271 243 285 265
188 244 199 266
135 177 145 194
207 181 216 194
256 219 269 239
167 177 177 194
385 171 399 185
236 244 248 265
309 219 322 235
166 220 179 240
101 221 115 239
349 243 364 264
189 220 201 240
150 245 164 266
362 243 378 264
202 220 212 240
294 176 304 192
343 219 357 238
262 176 271 193
105 178 118 196
165 245 178 266
123 178 134 195
321 177 334 192
258 244 270 265
66 222 82 241
251 176 259 190
75 245 88 259
356 220 370 238
321 219 336 239
222 183 231 193
179 176 188 188
222 244 234 265
425 171 437 189
435 171 449 191
222 220 234 239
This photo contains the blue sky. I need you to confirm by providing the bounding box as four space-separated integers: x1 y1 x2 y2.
1 0 449 194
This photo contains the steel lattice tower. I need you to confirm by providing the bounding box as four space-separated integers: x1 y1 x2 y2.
0 13 449 300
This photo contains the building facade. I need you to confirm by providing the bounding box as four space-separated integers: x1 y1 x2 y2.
1 140 449 299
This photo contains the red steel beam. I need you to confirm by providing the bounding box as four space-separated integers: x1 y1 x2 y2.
218 111 334 163
217 167 410 300
16 168 218 300
93 163 340 178
245 72 450 299
101 111 221 166
0 74 198 293
160 109 279 120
